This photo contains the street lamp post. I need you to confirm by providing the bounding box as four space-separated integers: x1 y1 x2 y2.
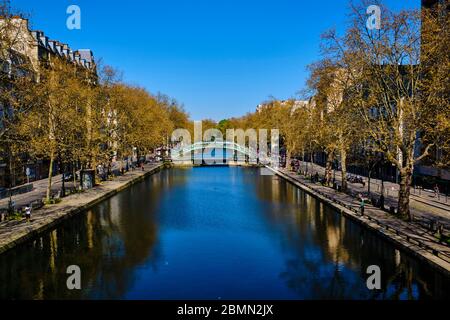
61 170 66 197
333 159 337 184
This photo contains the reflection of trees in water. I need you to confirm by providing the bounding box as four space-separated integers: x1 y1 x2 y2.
0 169 185 300
251 172 449 299
372 261 419 300
370 247 450 300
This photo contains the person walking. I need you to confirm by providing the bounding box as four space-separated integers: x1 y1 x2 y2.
359 194 365 215
25 205 32 222
434 184 440 199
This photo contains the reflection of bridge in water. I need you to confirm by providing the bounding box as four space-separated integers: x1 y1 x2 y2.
170 141 275 166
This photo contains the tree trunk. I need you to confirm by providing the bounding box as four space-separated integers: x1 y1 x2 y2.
85 95 93 169
398 168 413 220
73 161 77 190
286 150 292 171
341 149 348 192
301 150 305 174
325 154 333 186
6 144 14 190
46 152 55 202
7 145 16 188
91 159 97 185
47 74 56 203
61 165 66 198
368 170 371 196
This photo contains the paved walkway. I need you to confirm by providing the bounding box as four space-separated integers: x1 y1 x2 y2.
0 173 73 211
297 161 450 225
0 163 163 254
269 166 450 275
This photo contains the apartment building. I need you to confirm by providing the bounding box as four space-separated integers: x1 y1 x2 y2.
0 16 97 189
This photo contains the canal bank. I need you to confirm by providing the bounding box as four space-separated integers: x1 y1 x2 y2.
266 166 450 277
0 163 164 255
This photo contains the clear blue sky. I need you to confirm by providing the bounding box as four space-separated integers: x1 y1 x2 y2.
13 0 420 121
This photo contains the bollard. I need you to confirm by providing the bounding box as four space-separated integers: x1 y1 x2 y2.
430 219 437 232
437 223 443 237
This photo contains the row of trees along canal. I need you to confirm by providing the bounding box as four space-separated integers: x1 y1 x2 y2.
0 4 190 204
215 2 449 221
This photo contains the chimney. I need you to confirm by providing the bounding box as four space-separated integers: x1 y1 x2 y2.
55 43 63 55
11 16 30 31
59 44 67 57
48 40 58 53
39 32 48 48
31 30 41 41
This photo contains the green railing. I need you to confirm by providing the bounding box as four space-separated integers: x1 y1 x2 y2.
171 141 267 162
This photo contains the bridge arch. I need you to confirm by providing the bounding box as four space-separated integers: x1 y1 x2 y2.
170 141 271 165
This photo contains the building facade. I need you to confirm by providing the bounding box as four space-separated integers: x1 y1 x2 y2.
0 16 97 190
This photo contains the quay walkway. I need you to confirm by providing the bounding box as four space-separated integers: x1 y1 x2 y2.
0 163 164 255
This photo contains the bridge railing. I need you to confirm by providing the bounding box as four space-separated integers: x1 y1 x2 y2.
171 141 275 164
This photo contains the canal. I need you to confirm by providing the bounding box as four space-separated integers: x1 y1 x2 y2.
0 166 448 299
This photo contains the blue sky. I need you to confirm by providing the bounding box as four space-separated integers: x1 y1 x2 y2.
12 0 420 121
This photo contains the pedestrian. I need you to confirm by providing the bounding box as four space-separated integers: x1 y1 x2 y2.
314 172 319 183
359 194 365 215
434 184 440 198
378 194 385 209
25 204 32 222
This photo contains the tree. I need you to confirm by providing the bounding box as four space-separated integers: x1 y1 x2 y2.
306 64 339 185
0 2 35 190
17 58 88 201
306 60 363 190
276 100 310 171
117 86 172 157
323 2 449 219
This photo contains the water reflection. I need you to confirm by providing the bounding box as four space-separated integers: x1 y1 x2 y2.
250 170 448 299
0 167 448 299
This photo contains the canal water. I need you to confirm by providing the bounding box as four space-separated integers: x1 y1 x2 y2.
0 167 448 299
